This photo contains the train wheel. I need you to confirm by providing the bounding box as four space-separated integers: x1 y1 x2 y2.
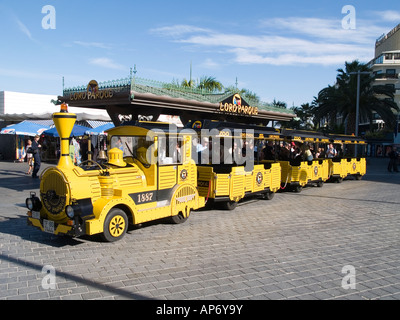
223 201 238 211
101 208 128 242
171 208 190 224
336 177 343 183
316 181 324 188
355 174 362 180
261 191 275 200
293 185 302 193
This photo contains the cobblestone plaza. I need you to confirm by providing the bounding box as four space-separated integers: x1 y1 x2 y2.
0 158 399 300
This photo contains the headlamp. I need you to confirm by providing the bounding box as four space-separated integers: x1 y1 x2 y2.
26 192 42 211
26 198 34 210
65 205 75 219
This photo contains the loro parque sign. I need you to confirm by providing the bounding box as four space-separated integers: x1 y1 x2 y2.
219 94 258 116
68 80 115 101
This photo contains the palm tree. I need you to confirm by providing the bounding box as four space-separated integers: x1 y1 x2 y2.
282 103 317 130
314 60 399 134
272 99 287 109
181 79 195 88
198 76 223 92
313 85 340 131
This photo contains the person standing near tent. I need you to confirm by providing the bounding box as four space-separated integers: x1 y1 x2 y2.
31 135 41 179
26 139 33 175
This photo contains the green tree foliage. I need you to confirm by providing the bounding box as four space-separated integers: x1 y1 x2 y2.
282 103 317 130
313 60 399 134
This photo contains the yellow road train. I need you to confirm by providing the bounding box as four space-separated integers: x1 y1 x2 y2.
26 108 367 241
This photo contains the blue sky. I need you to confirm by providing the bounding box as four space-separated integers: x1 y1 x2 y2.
0 0 399 108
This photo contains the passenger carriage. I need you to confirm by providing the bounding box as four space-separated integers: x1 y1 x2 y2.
187 121 281 210
265 129 331 192
326 134 367 182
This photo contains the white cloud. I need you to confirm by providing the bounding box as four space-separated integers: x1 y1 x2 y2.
231 48 365 66
73 41 111 49
200 58 221 69
89 58 125 70
151 16 389 67
15 17 35 42
260 17 384 44
374 10 400 22
175 31 373 66
150 24 212 38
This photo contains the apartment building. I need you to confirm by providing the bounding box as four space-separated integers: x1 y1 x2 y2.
368 24 400 139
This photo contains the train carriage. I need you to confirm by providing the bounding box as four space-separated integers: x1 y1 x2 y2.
266 129 331 192
26 105 205 242
188 121 281 210
326 134 367 182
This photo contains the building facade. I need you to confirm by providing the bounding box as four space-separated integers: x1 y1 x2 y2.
375 23 400 57
369 50 400 127
368 23 400 150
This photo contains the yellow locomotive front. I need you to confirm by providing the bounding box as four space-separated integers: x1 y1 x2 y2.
26 104 204 242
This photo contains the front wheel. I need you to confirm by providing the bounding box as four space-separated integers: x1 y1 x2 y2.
170 208 190 224
101 208 128 242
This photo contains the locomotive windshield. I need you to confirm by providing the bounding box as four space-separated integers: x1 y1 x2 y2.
110 135 153 165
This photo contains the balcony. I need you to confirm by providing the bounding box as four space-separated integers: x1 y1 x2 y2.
374 73 399 80
373 85 395 94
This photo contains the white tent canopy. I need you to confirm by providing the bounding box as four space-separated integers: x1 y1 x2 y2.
0 112 111 122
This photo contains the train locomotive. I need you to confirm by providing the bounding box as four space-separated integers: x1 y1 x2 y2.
26 104 204 242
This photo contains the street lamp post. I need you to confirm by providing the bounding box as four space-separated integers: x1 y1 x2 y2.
349 71 370 137
349 70 370 157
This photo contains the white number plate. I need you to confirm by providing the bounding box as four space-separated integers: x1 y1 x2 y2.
43 220 55 234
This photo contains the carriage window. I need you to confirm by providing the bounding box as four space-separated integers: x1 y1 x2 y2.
158 136 183 165
110 136 153 165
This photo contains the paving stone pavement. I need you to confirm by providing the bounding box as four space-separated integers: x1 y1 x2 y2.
0 158 399 300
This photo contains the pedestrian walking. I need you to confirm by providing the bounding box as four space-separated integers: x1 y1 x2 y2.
387 146 399 173
31 135 42 179
26 139 33 175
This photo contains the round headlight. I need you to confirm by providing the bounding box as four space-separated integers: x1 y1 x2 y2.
65 206 75 219
26 198 34 210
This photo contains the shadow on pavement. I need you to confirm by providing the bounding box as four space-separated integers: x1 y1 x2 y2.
0 252 153 300
0 216 86 247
